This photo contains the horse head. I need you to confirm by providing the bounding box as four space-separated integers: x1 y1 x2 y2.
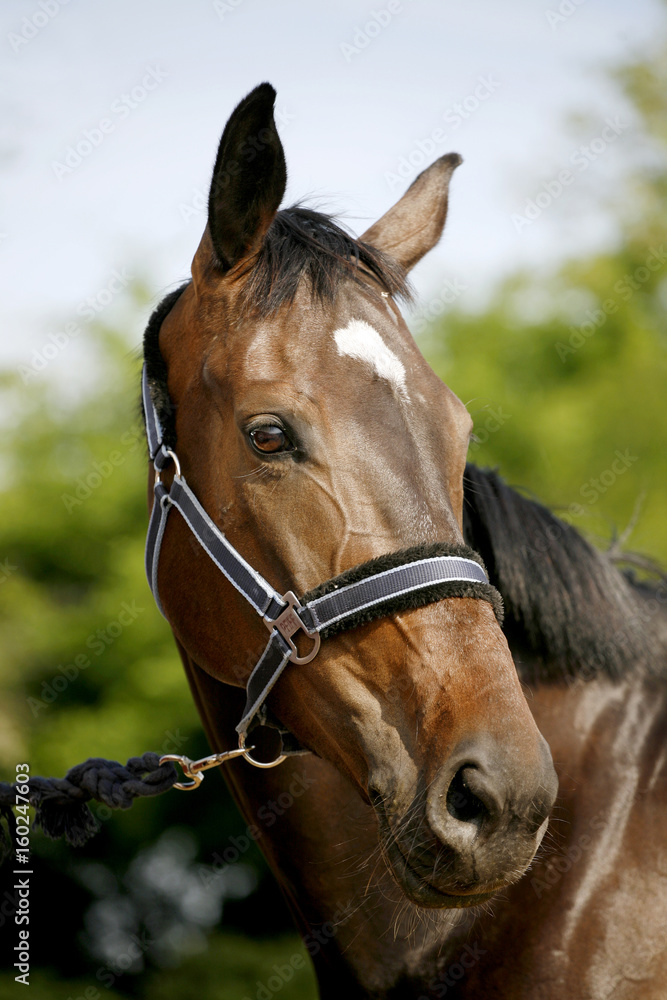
146 83 557 908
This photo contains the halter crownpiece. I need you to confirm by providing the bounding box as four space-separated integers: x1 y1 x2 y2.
142 365 503 771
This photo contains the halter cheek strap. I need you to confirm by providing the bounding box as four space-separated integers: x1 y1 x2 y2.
142 367 503 764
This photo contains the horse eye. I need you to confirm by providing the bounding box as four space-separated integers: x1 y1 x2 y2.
250 425 291 454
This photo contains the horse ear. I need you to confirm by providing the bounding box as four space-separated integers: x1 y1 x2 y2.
360 153 462 272
206 82 287 270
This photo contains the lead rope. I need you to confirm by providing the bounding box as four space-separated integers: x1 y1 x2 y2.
0 754 179 857
0 744 281 860
0 368 504 855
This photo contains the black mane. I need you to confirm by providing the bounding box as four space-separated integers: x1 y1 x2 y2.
142 283 189 450
143 205 411 447
142 224 666 686
463 464 667 683
237 205 412 315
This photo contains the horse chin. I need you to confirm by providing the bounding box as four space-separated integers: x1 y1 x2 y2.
384 834 501 909
371 790 513 910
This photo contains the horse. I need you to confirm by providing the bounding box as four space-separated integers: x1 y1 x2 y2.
142 84 666 996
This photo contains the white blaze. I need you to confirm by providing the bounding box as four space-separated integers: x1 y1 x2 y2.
333 319 408 399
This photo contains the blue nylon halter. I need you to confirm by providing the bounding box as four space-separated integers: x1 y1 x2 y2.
142 366 499 763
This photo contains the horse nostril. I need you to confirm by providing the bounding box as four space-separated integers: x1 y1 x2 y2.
446 764 499 829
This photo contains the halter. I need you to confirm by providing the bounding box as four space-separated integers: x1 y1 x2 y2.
142 366 502 779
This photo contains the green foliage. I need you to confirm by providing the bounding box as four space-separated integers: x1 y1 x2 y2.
0 934 317 1000
141 934 316 1000
0 326 296 995
0 330 199 776
0 29 665 999
422 244 667 563
421 36 667 566
0 970 129 1000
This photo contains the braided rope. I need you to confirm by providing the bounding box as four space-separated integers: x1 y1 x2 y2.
0 753 178 857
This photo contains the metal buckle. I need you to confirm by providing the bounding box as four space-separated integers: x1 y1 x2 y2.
265 591 321 665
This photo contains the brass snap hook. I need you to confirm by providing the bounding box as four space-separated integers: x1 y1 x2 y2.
160 747 251 791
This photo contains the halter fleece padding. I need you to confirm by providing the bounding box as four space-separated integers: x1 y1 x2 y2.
142 283 190 450
302 542 504 639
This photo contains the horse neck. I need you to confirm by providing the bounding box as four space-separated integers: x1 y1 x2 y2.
180 642 667 995
514 654 667 896
466 663 667 997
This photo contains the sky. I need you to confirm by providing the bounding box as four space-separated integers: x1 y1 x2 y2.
2 0 665 382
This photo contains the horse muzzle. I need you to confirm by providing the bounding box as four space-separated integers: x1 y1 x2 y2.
371 733 557 908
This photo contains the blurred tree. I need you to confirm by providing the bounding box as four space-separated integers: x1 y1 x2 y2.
1 26 665 1000
0 324 307 997
421 35 667 565
0 328 197 777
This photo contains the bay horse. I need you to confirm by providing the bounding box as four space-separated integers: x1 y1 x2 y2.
142 84 666 996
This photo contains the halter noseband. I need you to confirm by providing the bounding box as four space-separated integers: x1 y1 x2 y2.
142 367 502 772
